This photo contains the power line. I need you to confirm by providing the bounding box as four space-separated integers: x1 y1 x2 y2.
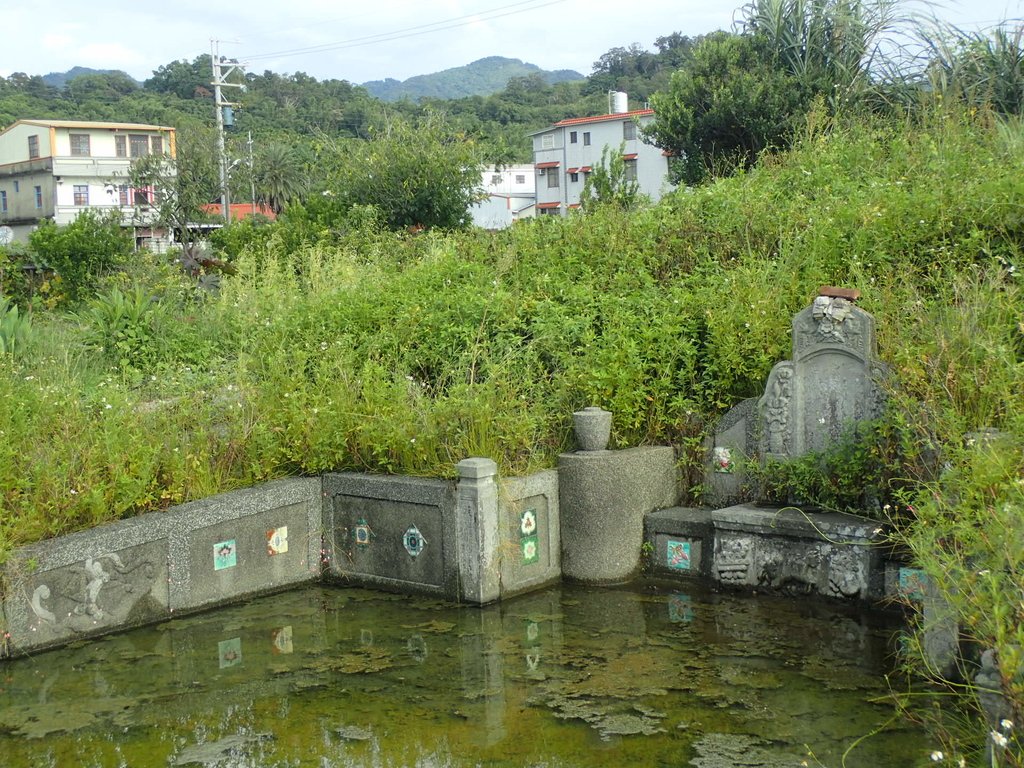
243 0 566 62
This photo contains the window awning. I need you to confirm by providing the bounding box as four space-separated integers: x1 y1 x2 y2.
622 153 638 160
537 202 561 209
580 166 592 172
536 161 560 169
567 167 579 173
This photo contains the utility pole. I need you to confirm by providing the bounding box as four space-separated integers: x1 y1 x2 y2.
211 41 246 224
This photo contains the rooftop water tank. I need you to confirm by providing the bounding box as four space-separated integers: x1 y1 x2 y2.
611 91 628 114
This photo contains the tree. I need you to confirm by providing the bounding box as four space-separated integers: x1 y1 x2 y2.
579 143 647 212
647 32 810 184
253 142 306 214
28 210 133 303
125 124 220 256
317 112 486 230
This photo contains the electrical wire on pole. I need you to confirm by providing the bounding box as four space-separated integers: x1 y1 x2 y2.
211 40 247 224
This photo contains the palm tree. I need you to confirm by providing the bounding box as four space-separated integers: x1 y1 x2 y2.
254 142 306 214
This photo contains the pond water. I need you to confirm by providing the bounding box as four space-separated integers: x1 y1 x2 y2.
0 581 930 767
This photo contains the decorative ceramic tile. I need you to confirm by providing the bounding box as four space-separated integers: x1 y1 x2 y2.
353 518 375 550
520 508 538 537
266 526 288 556
521 535 539 565
668 593 694 623
214 540 237 571
666 540 692 571
272 626 293 655
712 446 735 473
403 525 426 558
898 567 927 602
218 637 242 668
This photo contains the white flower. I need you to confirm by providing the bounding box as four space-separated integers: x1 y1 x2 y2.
1001 719 1014 731
930 750 944 761
992 731 1009 748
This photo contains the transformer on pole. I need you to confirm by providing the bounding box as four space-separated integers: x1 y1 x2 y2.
211 41 246 224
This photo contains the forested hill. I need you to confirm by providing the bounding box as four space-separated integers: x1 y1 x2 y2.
362 56 583 101
0 34 698 162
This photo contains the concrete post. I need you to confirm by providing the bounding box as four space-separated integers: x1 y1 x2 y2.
456 458 501 604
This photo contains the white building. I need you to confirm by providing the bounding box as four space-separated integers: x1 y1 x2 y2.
0 119 177 249
529 93 673 216
470 165 536 229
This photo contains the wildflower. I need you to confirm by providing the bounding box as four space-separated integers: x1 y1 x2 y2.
992 731 1009 748
1001 719 1014 731
930 751 944 761
104 403 112 410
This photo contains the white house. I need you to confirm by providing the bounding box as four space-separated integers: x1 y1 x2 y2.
470 164 536 229
529 93 673 216
0 119 177 249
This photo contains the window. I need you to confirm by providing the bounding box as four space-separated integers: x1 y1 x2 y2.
624 159 638 182
0 190 6 213
151 135 163 155
539 206 560 216
547 170 559 189
583 132 591 146
541 133 555 150
115 135 127 157
491 174 502 186
623 121 637 140
70 134 91 157
569 172 579 183
570 131 578 144
133 186 154 206
28 135 39 159
515 174 525 184
129 135 150 158
34 186 43 209
73 185 89 206
118 184 129 206
13 181 19 193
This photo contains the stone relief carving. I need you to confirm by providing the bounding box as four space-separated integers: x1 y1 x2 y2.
715 537 753 584
764 365 793 456
27 553 156 630
827 547 866 599
811 296 854 344
758 549 821 595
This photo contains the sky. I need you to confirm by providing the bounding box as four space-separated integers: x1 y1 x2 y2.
1 0 1022 86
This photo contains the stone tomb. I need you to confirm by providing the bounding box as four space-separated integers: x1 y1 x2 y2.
658 289 889 601
704 288 885 508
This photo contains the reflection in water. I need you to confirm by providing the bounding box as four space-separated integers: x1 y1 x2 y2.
0 582 927 767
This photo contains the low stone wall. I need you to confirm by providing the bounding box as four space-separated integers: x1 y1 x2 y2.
1 478 321 658
1 463 563 658
645 503 890 601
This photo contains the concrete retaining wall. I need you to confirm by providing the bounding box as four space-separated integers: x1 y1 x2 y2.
1 462 566 658
1 478 321 658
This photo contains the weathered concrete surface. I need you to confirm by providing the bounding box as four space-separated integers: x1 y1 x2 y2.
498 469 561 597
457 458 501 604
322 472 458 598
644 507 714 579
2 513 170 655
711 504 884 600
169 477 322 613
1 478 321 656
559 446 678 584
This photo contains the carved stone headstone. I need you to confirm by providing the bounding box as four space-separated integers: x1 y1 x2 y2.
758 288 884 461
704 288 885 504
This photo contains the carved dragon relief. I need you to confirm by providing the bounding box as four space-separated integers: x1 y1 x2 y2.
27 553 157 631
763 365 794 457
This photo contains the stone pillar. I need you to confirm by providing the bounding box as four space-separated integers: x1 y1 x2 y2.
456 458 501 605
559 446 678 584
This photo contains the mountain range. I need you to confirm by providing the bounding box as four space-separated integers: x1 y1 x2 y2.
361 56 583 101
